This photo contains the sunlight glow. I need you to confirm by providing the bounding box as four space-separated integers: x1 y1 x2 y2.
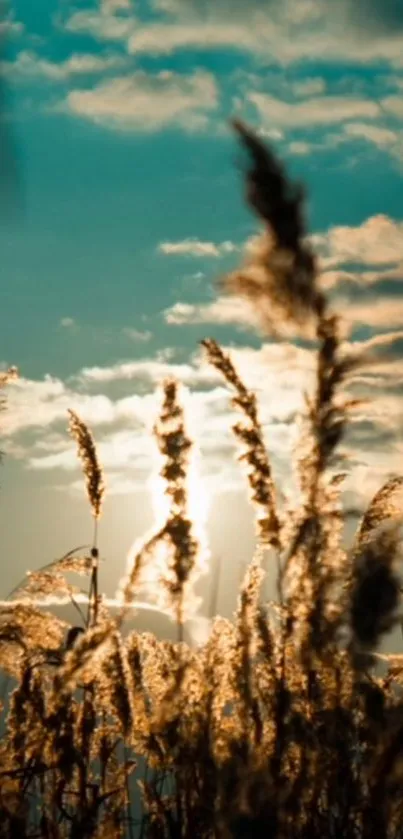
122 384 211 615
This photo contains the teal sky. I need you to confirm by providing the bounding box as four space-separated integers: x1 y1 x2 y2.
1 0 403 638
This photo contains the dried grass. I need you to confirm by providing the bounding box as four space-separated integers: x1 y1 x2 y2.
0 123 402 838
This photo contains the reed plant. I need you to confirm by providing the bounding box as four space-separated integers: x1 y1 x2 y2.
0 122 403 838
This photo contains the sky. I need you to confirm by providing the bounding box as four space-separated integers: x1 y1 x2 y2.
0 0 402 637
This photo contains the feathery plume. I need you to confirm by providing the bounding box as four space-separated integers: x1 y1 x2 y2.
68 410 105 519
220 120 321 335
356 476 403 547
202 338 280 550
152 379 201 626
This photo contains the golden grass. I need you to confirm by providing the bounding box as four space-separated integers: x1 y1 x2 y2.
0 122 403 838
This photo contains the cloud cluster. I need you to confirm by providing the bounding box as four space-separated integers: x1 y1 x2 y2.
56 0 403 70
152 0 403 34
161 215 403 340
4 323 402 514
3 0 401 154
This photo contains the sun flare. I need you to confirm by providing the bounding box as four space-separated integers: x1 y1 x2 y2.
122 383 211 614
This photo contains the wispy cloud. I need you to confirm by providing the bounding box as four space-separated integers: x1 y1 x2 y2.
249 92 380 128
1 50 128 81
164 297 260 331
344 122 400 148
338 122 403 161
165 294 403 335
123 328 152 342
79 356 218 387
128 19 277 56
59 317 76 329
101 0 132 11
288 141 312 156
344 299 403 331
158 239 237 257
123 5 403 67
290 77 326 97
151 0 403 35
321 264 403 291
64 9 136 41
59 0 403 71
0 16 24 37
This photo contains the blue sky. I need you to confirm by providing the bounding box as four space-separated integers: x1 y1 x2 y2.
0 0 403 633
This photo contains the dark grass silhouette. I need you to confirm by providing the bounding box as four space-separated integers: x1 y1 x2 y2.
1 121 403 838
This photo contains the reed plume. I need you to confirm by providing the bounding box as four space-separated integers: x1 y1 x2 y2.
222 119 321 335
202 338 281 552
152 378 200 629
68 410 105 631
68 410 105 521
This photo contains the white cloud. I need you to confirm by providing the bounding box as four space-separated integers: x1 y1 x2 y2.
2 377 122 435
164 297 261 331
29 429 155 474
0 17 24 37
1 50 127 81
128 19 277 56
125 7 403 68
320 264 403 290
3 329 401 519
314 215 403 266
288 140 312 155
249 92 381 128
382 95 403 118
64 10 136 40
348 331 403 375
164 215 403 337
344 298 403 331
344 122 399 148
159 239 237 257
257 126 285 140
79 356 218 387
291 78 326 97
101 0 132 11
341 122 403 161
6 344 315 500
63 70 218 132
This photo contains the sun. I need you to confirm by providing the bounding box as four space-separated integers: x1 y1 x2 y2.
123 383 211 613
149 382 211 569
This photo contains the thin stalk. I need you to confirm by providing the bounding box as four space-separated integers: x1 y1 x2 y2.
209 554 222 619
87 518 99 629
